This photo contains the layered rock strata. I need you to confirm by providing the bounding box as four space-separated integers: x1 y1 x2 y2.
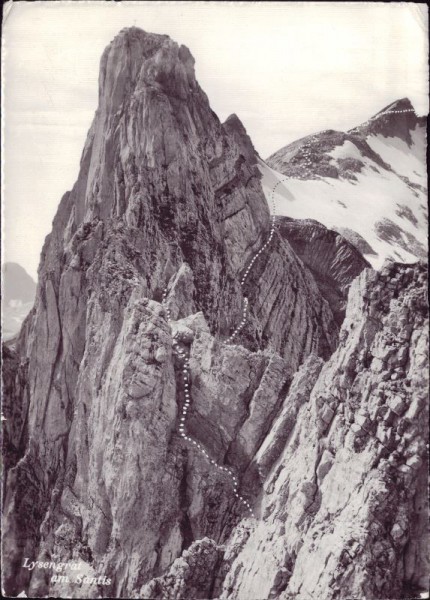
2 27 428 600
141 261 429 600
277 217 371 325
2 27 337 597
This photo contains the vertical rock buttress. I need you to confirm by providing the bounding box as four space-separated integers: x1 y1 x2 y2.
2 27 338 597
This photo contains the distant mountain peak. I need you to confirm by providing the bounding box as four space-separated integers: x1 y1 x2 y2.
373 97 415 116
262 97 427 269
2 262 36 341
351 97 421 144
2 262 36 304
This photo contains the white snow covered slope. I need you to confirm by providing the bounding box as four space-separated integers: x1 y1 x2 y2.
262 98 427 268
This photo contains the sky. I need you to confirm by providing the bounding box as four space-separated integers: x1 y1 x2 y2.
2 1 428 281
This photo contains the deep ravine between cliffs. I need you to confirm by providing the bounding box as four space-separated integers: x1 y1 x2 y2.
2 27 428 600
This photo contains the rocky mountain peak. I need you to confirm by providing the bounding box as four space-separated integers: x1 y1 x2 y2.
80 26 206 224
37 24 336 352
2 28 428 600
2 262 36 304
262 95 427 269
374 96 415 115
2 263 37 341
2 28 342 595
222 113 259 163
98 27 195 110
352 97 423 144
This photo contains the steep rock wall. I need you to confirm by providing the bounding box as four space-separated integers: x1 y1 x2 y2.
2 27 338 597
277 217 371 324
224 261 429 599
140 262 428 600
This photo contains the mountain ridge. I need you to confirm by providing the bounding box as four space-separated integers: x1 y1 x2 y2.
2 26 337 596
262 97 427 268
2 27 428 600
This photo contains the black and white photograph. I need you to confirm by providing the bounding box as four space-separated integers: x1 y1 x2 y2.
1 1 429 598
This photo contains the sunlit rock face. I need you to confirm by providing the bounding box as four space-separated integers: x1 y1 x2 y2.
2 27 428 600
216 262 429 600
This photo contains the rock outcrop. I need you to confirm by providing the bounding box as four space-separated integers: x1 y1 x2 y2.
2 345 30 484
276 217 371 325
2 27 428 600
140 262 429 600
217 261 429 600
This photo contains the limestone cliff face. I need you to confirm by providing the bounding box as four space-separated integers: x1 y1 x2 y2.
2 27 336 597
276 217 371 325
2 27 428 600
217 262 429 600
141 262 429 600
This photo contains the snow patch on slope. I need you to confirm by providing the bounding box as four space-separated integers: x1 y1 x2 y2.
259 159 427 269
366 125 426 186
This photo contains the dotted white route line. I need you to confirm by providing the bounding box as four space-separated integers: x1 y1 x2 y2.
226 191 277 344
161 185 280 519
225 297 249 344
160 106 418 520
162 287 255 518
348 107 416 133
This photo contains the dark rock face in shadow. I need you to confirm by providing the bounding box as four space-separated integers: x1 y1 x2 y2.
276 216 371 325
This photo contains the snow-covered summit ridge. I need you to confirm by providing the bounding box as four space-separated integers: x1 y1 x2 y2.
262 98 427 269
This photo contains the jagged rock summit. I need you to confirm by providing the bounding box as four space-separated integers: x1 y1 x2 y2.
353 97 425 144
2 27 428 600
2 27 337 597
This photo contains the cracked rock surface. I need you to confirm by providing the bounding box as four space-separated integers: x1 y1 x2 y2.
2 27 428 600
215 262 429 600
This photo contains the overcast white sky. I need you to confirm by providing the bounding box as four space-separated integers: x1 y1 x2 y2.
2 1 428 280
